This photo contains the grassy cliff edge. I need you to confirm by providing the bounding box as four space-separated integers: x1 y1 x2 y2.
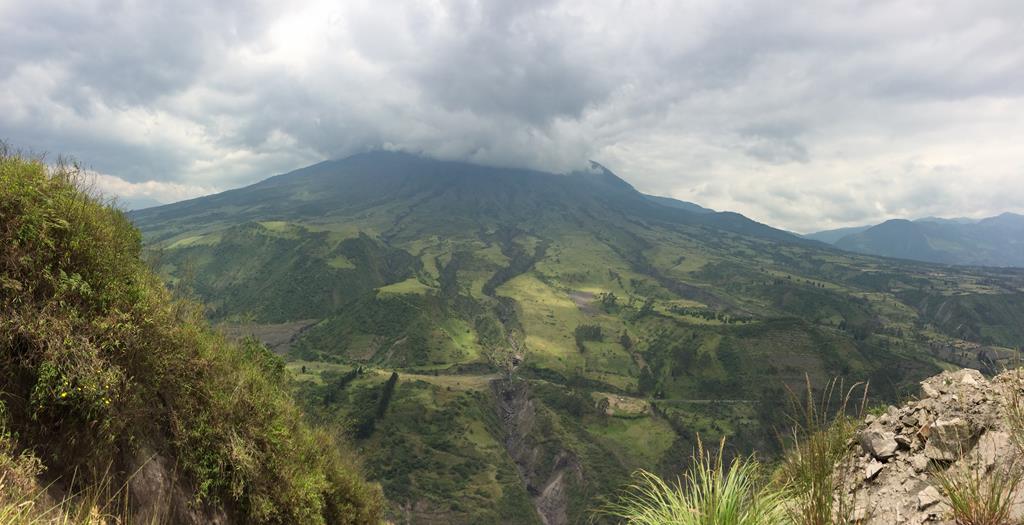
0 147 383 524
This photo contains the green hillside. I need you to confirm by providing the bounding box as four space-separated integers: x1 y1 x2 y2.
0 148 382 524
132 152 1024 523
819 214 1024 267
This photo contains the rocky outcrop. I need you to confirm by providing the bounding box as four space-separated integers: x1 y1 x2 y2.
126 449 230 524
840 368 1024 524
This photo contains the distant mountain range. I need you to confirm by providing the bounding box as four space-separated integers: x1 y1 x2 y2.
802 225 873 244
806 213 1024 267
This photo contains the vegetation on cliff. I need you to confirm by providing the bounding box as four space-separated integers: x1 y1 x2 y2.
0 147 382 524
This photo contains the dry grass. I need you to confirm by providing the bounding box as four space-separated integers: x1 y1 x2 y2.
776 377 867 525
1004 370 1024 456
933 460 1024 525
1 412 166 525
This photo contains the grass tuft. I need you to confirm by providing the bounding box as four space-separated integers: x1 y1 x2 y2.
600 437 791 525
775 377 866 525
933 460 1024 525
1004 370 1024 456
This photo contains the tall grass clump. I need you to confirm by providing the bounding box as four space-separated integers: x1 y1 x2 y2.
601 437 791 525
0 146 382 523
1004 370 1024 456
776 377 866 525
0 402 49 525
936 369 1024 525
933 460 1024 525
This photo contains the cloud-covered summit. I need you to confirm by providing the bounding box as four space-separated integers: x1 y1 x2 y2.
2 0 1023 230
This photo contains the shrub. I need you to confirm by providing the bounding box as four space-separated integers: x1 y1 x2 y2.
377 372 399 418
0 146 382 524
574 324 603 352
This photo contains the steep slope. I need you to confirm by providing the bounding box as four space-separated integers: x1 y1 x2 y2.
820 213 1024 267
134 151 801 246
837 219 943 262
643 194 715 214
0 150 382 523
131 151 1024 523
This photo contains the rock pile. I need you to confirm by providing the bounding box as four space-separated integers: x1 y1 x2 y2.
841 368 1024 524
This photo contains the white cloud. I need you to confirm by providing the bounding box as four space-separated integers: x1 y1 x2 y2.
2 0 1024 230
88 172 217 205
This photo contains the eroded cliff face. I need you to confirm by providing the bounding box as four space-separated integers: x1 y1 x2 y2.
841 368 1024 524
492 380 582 525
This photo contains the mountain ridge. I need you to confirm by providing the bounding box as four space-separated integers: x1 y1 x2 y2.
131 151 805 247
803 224 872 244
130 151 1024 524
813 213 1024 267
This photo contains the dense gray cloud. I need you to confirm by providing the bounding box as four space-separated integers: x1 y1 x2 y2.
2 0 1023 231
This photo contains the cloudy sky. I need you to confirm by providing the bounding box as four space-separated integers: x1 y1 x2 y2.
2 0 1023 232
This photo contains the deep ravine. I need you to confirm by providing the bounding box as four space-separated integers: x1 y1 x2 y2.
491 379 582 525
